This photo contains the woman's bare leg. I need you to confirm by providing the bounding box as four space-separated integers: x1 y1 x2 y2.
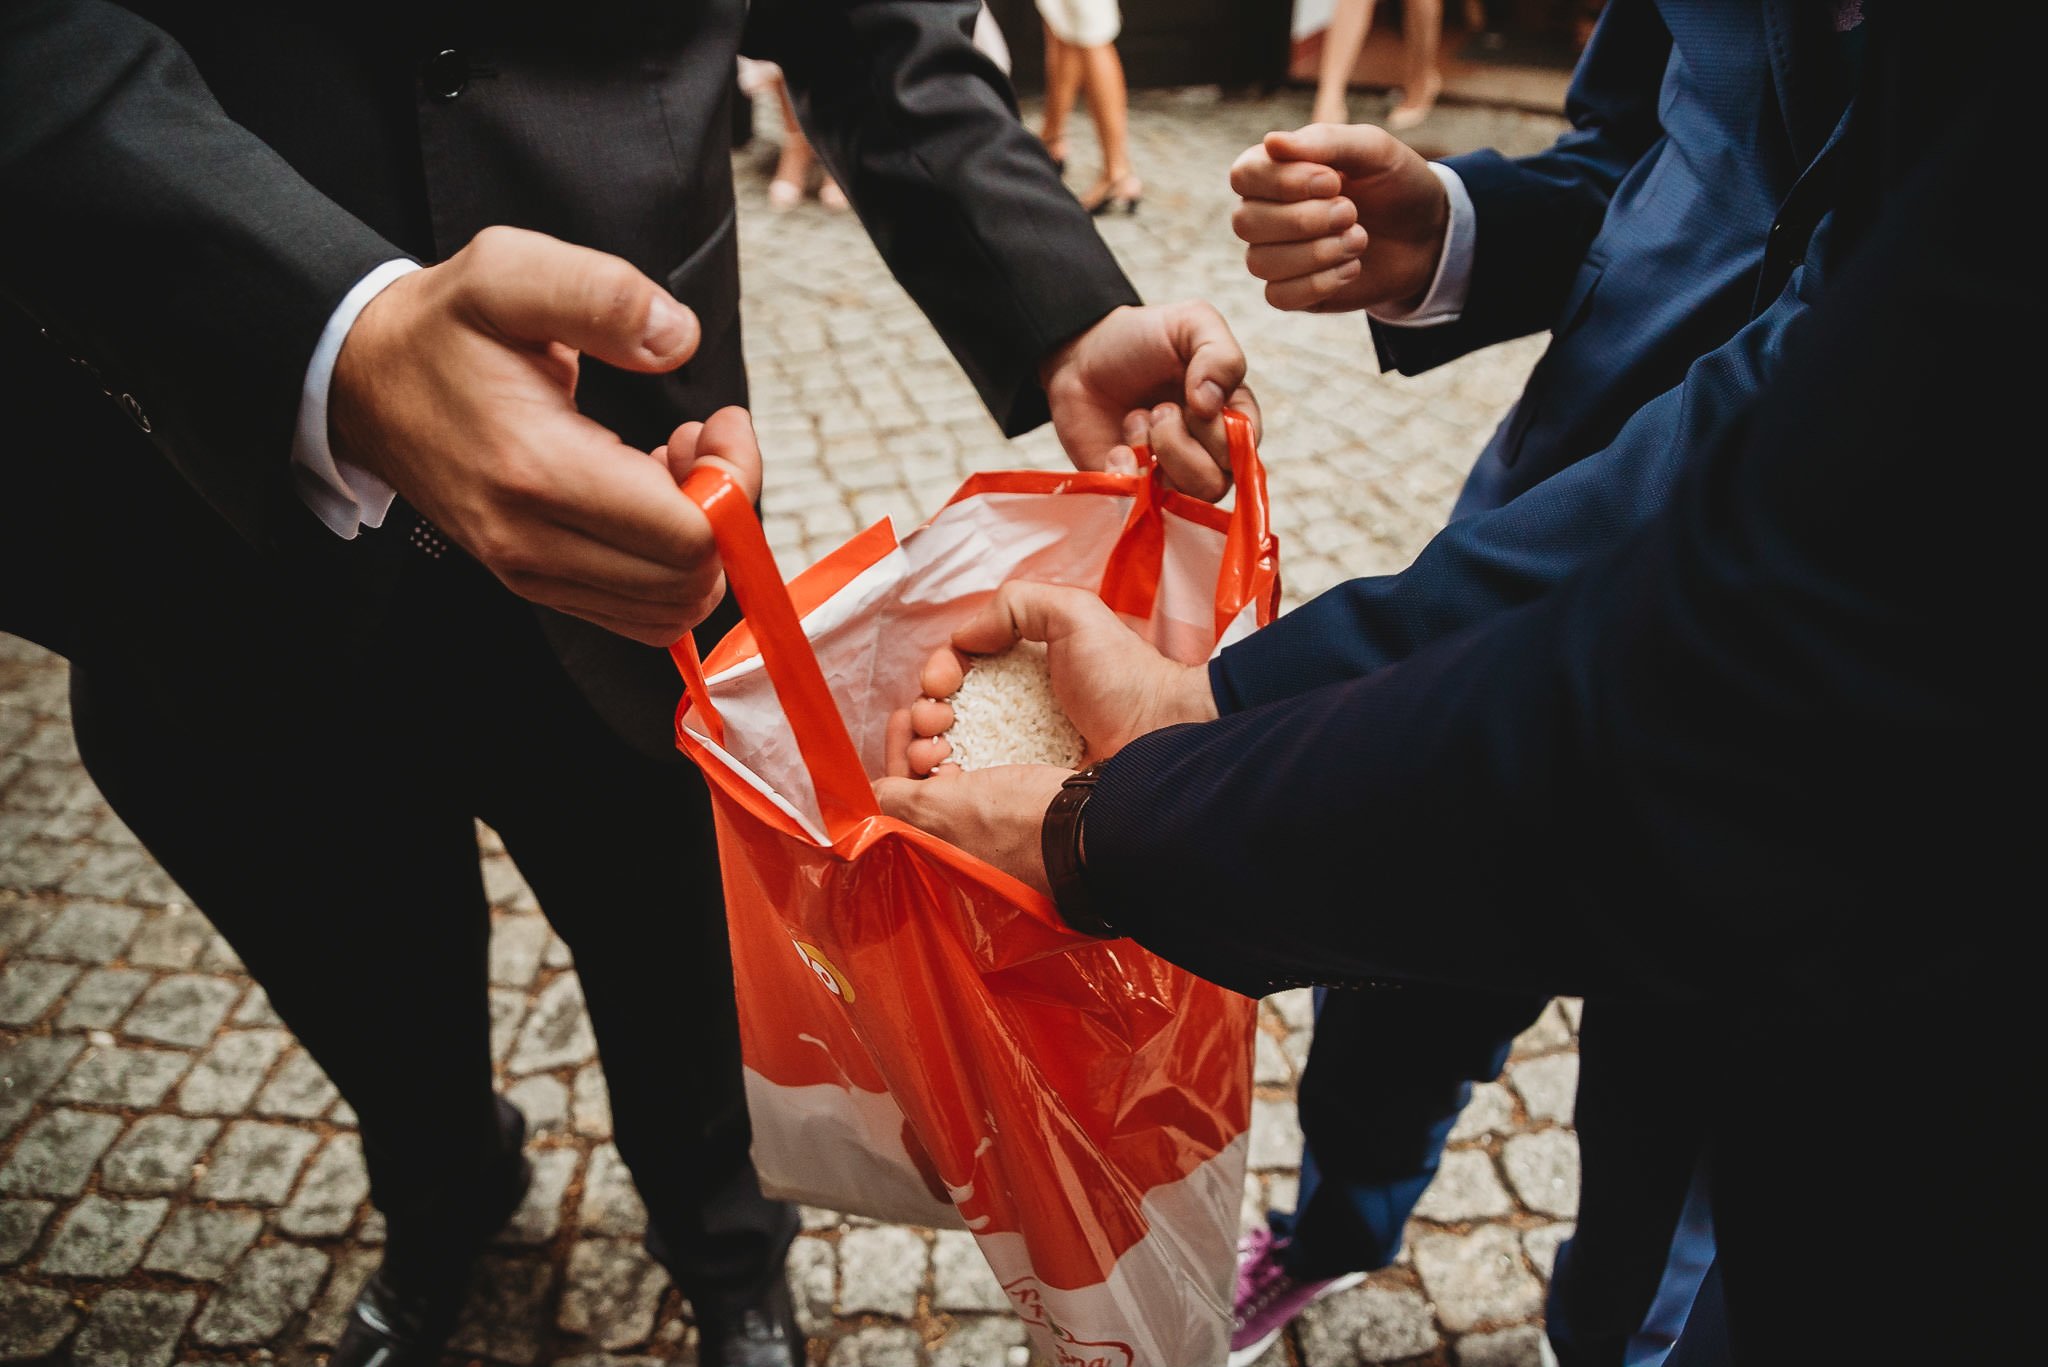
1076 43 1140 212
1040 27 1081 165
1313 0 1378 126
1388 0 1444 129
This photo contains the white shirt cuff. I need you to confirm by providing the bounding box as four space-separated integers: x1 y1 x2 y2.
291 259 419 539
1366 162 1475 329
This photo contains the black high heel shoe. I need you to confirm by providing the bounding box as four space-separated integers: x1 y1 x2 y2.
1081 173 1143 216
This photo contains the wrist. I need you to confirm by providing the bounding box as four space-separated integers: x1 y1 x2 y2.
1041 762 1116 937
1036 304 1126 391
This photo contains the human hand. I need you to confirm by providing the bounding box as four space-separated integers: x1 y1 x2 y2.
883 581 1218 778
873 763 1070 896
1230 123 1448 314
1038 301 1261 502
330 225 763 646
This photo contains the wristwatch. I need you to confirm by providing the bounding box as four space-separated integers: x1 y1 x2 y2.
1041 762 1117 938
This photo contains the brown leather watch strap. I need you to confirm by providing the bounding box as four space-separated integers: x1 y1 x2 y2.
1041 762 1116 938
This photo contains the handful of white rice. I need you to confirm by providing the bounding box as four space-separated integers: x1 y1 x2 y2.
940 640 1086 770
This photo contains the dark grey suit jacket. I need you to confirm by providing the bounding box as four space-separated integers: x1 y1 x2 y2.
0 0 1137 750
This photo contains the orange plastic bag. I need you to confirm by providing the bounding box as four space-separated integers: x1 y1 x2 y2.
671 412 1277 1365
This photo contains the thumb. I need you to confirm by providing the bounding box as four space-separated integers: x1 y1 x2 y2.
664 406 765 506
1167 300 1248 420
954 581 1098 655
1264 123 1407 182
457 225 701 373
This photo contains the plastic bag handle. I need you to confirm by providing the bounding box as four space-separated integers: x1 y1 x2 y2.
1101 408 1271 640
668 468 879 841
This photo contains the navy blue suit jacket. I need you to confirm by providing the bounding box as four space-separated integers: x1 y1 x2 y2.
1212 0 1856 712
1084 36 2033 1358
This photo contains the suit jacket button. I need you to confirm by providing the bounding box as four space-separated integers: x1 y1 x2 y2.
120 393 152 433
423 49 469 100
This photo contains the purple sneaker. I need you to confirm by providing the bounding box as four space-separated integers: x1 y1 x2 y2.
1229 1225 1368 1366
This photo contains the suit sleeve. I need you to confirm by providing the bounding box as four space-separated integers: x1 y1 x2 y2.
0 0 403 549
1082 79 2024 1005
746 0 1141 435
1371 0 1672 376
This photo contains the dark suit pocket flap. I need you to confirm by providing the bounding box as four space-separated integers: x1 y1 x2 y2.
665 207 740 343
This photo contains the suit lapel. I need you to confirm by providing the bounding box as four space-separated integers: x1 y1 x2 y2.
1760 0 1847 170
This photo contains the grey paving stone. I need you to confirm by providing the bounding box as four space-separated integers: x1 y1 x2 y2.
121 973 241 1048
304 1246 382 1347
556 1238 670 1349
789 1234 838 1336
572 1062 612 1138
279 1132 370 1238
0 957 80 1025
542 930 574 970
177 1029 290 1114
56 967 153 1031
1508 1052 1579 1126
1298 1283 1439 1365
577 1142 647 1238
26 899 142 962
1413 1149 1515 1223
190 1242 331 1345
0 1282 79 1359
0 1033 84 1138
930 1317 1027 1367
1502 1129 1580 1220
1249 1096 1305 1169
1522 1223 1574 1281
490 913 550 988
500 1147 578 1246
192 1120 321 1206
509 972 597 1074
0 1107 124 1196
1456 1323 1556 1367
0 1198 54 1265
1253 1028 1293 1085
252 1047 338 1119
61 848 169 902
838 1225 929 1317
142 1206 263 1281
71 1289 199 1367
1510 1003 1573 1056
1448 1081 1519 1142
482 855 540 912
231 984 282 1026
932 1229 1006 1312
504 1073 569 1136
1558 998 1584 1032
195 933 243 971
99 1115 220 1195
0 900 52 954
828 1325 925 1366
0 838 83 890
38 1194 169 1277
123 906 213 969
489 987 527 1065
53 1043 192 1107
452 1257 556 1366
1413 1226 1544 1333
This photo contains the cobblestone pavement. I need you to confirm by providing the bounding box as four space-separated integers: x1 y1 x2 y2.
4 89 1573 1367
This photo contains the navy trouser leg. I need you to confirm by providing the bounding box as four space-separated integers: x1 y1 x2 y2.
1273 984 1548 1279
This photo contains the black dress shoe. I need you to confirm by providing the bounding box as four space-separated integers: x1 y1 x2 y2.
329 1098 532 1367
695 1272 804 1367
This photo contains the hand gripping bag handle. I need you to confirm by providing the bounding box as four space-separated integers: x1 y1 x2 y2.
668 468 879 843
1100 408 1271 641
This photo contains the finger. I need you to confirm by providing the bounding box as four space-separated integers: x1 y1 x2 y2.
955 580 1104 654
907 735 953 777
873 775 921 822
909 697 954 739
920 646 968 701
885 709 912 779
1148 404 1231 503
665 407 766 506
1229 385 1264 447
488 516 717 607
459 225 700 371
1231 196 1357 247
1264 258 1364 312
1244 226 1369 283
1228 142 1344 202
1165 300 1248 421
531 413 727 572
1122 409 1151 453
1265 123 1410 181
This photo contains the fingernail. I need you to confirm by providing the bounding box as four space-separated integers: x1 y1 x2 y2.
1327 201 1352 232
1343 224 1369 253
1154 403 1177 423
1336 258 1363 280
643 294 694 358
1199 380 1227 410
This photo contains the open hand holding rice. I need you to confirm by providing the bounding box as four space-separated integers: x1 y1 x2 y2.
939 640 1086 770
